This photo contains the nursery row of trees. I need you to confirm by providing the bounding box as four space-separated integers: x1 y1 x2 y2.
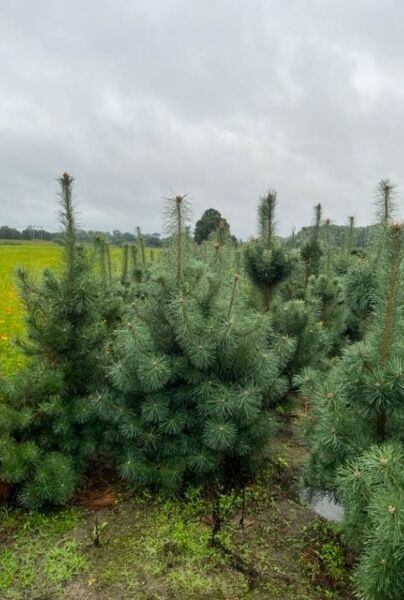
0 174 402 599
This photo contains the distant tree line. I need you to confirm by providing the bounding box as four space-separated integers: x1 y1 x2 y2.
1 208 237 247
0 225 163 247
286 222 378 250
0 225 55 241
2 220 378 250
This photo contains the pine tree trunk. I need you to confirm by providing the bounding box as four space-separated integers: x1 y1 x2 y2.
263 286 272 312
376 412 386 442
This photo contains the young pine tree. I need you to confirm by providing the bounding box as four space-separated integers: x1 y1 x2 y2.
336 442 404 600
304 216 347 354
303 225 404 600
244 190 294 311
300 223 404 496
342 185 394 342
270 298 328 383
344 254 377 341
101 194 294 494
0 173 107 508
301 203 323 286
298 222 404 599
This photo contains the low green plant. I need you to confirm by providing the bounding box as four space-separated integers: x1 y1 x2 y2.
0 507 86 598
300 519 351 591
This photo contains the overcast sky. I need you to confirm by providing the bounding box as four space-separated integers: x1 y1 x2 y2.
1 0 403 237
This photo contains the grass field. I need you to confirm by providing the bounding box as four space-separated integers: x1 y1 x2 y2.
0 241 157 375
0 242 62 375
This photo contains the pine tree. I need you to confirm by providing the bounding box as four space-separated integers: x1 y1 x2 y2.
305 274 347 353
244 190 294 311
336 442 404 600
270 298 328 382
303 215 347 353
101 194 294 494
300 223 404 496
0 173 107 508
344 255 377 341
301 203 323 286
299 222 404 599
342 186 393 342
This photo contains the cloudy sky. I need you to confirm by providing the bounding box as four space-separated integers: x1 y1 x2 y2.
1 0 403 237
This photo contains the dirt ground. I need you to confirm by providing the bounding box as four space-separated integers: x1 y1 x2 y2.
0 417 355 600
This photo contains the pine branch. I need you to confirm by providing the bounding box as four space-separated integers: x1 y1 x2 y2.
258 189 277 247
375 179 397 225
163 195 190 284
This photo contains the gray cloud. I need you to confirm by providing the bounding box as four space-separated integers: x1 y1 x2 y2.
0 0 403 237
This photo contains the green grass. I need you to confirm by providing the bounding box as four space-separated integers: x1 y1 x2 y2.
0 507 86 599
0 241 158 374
0 242 61 374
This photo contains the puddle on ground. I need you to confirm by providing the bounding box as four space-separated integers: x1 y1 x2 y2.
300 489 344 522
310 494 344 522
